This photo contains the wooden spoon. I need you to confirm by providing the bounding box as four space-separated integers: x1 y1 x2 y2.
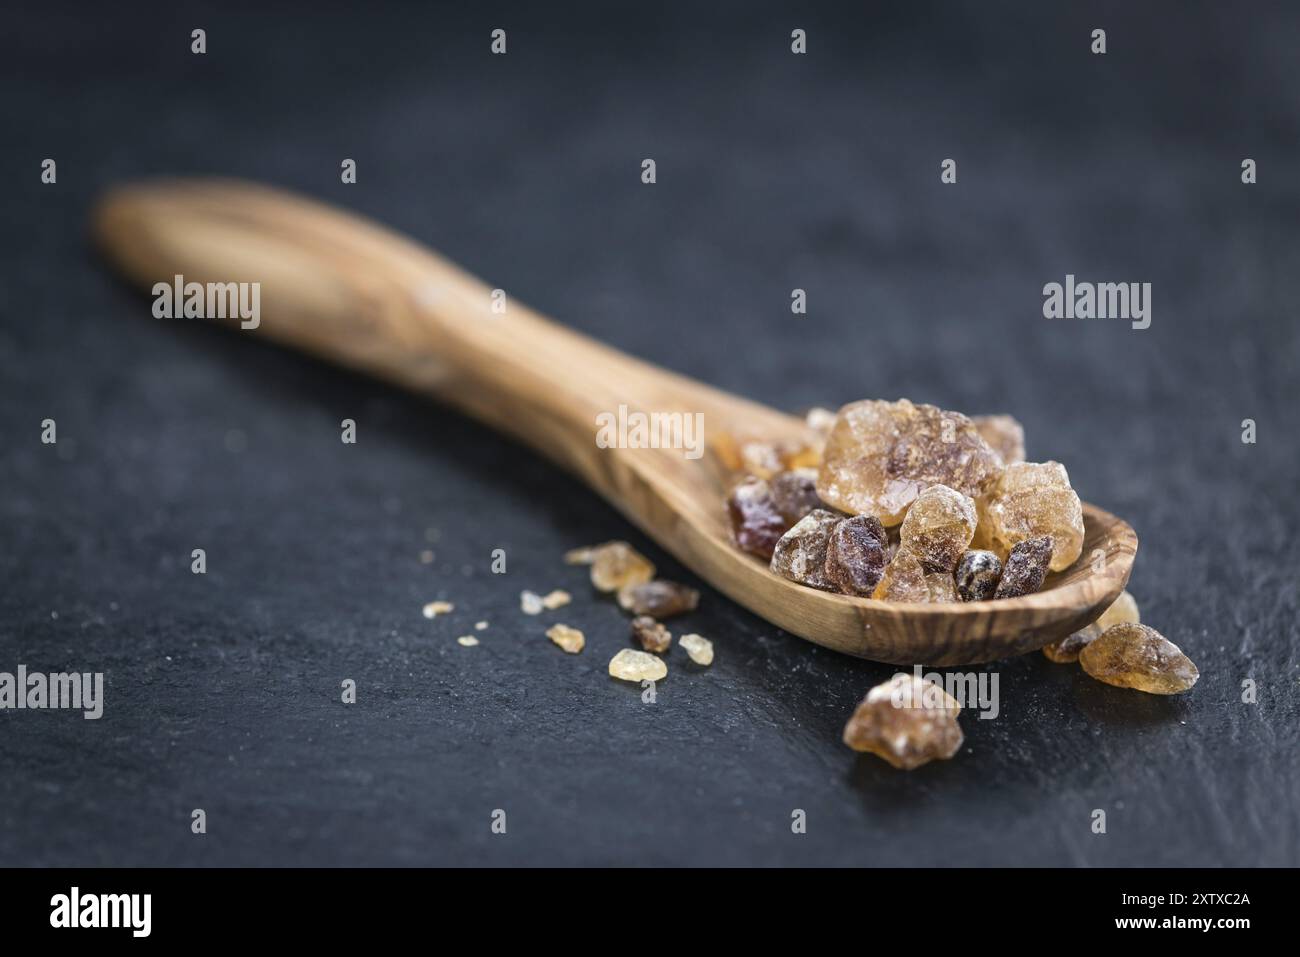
92 178 1136 665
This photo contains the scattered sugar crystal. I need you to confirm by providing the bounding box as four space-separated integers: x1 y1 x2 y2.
842 673 964 770
422 600 454 619
631 615 672 653
520 590 545 615
608 648 667 682
474 620 489 631
546 623 586 654
589 541 655 592
541 589 571 610
1079 623 1199 694
456 635 479 647
679 633 714 666
617 580 699 618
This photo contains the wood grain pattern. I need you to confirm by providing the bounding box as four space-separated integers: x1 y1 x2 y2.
92 178 1137 665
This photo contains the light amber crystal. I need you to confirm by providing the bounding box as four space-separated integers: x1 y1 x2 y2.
898 484 977 573
842 673 964 770
1079 622 1198 694
608 649 667 682
983 461 1084 572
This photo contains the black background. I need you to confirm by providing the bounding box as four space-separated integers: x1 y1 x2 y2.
2 1 1297 866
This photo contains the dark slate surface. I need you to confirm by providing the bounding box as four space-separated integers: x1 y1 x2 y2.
2 1 1297 866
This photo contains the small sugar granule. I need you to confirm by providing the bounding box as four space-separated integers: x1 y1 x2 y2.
422 600 454 619
679 633 714 666
520 590 545 615
608 648 667 682
630 615 672 653
617 580 700 618
541 589 571 610
546 623 585 654
588 542 655 592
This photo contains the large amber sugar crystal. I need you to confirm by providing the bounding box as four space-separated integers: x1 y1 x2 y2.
898 484 977 573
842 673 964 770
870 547 958 603
982 461 1084 572
1078 623 1199 694
816 399 1003 525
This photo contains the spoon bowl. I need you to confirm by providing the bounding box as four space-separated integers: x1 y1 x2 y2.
93 178 1136 665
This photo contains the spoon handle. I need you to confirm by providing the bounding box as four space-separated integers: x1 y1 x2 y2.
92 179 787 487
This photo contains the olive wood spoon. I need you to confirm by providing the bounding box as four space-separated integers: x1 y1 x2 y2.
93 178 1136 665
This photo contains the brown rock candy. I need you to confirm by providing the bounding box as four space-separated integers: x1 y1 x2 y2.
617 579 700 618
972 414 1026 465
608 648 667 682
1079 622 1199 694
870 547 959 603
768 468 826 525
769 509 841 591
726 476 788 560
898 484 977 573
740 440 784 479
630 615 672 653
983 461 1084 572
823 515 888 596
842 673 964 770
816 399 1003 525
992 535 1053 599
954 549 1002 602
1043 590 1141 663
